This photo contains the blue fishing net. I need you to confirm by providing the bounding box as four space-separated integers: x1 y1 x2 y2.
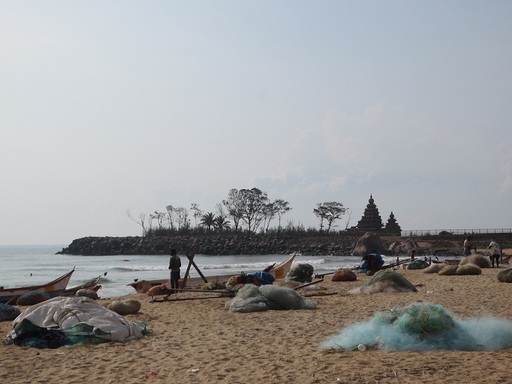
322 302 512 351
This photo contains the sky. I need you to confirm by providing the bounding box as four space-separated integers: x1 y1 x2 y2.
1 1 512 245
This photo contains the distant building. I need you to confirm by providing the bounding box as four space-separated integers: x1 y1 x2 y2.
356 195 384 232
384 211 402 235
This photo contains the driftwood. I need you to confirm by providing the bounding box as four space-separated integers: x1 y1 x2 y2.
150 294 227 303
293 279 324 290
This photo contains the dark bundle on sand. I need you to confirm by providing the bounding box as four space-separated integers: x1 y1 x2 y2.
497 268 512 283
332 269 357 282
285 264 314 283
353 270 417 294
460 255 491 268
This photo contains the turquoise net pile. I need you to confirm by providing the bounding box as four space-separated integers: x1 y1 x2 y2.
322 301 512 351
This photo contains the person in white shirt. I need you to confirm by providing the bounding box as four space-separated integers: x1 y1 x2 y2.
488 240 501 268
463 236 475 256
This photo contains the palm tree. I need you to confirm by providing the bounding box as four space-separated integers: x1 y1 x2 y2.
214 215 231 231
200 212 216 231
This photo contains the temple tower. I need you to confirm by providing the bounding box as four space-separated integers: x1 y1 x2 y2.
356 194 383 231
385 211 402 235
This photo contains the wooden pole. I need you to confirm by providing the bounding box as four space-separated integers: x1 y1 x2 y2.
187 251 208 284
181 255 193 289
293 279 324 290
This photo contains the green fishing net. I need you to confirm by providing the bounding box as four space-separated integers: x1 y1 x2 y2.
377 302 455 337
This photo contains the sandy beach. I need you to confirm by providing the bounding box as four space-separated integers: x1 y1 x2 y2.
1 264 512 384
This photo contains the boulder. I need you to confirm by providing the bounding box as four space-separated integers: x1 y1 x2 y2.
388 238 422 255
352 232 389 256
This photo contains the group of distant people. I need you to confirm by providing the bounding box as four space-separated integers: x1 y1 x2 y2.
463 236 503 268
357 236 506 275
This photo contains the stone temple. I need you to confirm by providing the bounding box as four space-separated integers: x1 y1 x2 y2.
384 211 402 235
356 194 384 232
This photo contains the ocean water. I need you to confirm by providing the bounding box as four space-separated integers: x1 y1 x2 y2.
0 245 403 298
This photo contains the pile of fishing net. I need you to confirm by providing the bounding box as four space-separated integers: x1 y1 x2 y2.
226 271 275 289
460 255 491 268
438 264 481 276
5 297 147 349
285 264 314 283
497 268 512 283
406 260 429 270
332 268 357 282
350 270 417 294
0 303 20 321
201 281 227 290
322 301 512 351
225 284 316 313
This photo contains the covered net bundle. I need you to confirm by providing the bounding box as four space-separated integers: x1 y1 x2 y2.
406 260 429 270
285 264 314 283
321 301 512 351
497 268 512 283
377 302 454 337
225 284 316 313
5 297 147 349
352 270 417 294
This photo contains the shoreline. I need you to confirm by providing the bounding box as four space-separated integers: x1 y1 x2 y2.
2 267 512 383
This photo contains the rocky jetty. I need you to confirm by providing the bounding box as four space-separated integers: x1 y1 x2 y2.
56 233 471 257
57 234 358 256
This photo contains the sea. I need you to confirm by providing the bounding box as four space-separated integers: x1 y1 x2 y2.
0 245 404 298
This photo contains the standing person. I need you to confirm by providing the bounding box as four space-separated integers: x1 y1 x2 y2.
463 236 475 256
488 239 501 268
168 249 181 289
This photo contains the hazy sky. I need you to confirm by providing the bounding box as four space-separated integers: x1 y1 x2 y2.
2 1 512 245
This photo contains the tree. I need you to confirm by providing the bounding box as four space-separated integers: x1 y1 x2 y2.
222 189 244 232
239 188 269 233
149 211 166 230
190 203 203 228
263 202 280 232
214 204 231 231
313 202 346 232
274 199 291 231
174 207 189 230
262 199 291 232
127 210 147 236
200 212 216 231
214 215 231 231
165 205 175 230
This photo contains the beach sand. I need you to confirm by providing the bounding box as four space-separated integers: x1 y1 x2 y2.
1 265 512 384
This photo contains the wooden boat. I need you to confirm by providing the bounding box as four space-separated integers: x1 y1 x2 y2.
61 274 104 296
0 268 75 304
128 252 298 294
